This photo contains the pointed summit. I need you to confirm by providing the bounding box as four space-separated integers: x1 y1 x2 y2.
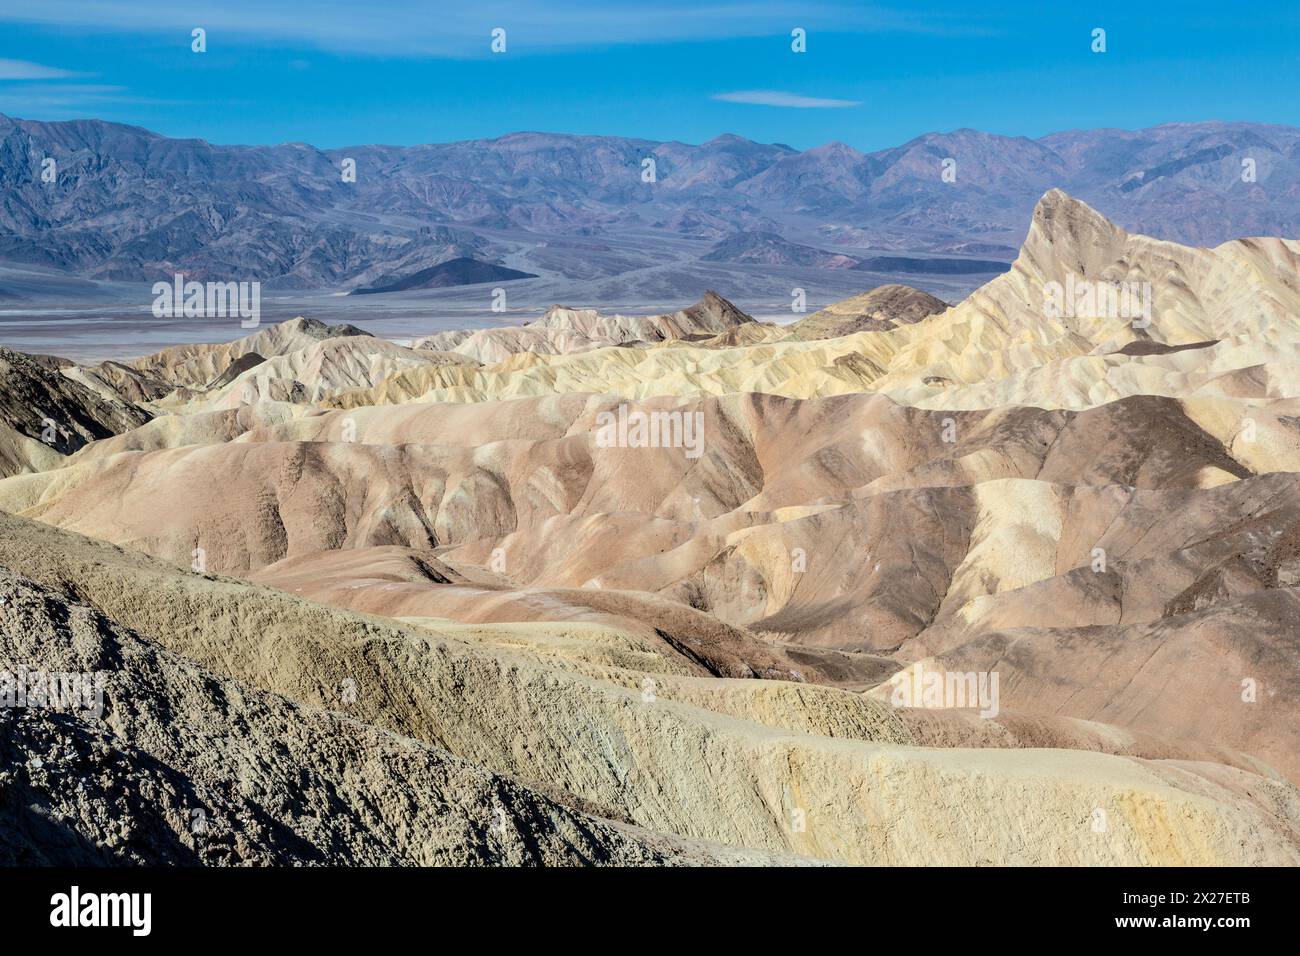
1022 189 1129 275
680 290 753 330
1030 189 1117 229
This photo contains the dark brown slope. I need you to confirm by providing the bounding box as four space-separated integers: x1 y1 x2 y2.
0 345 150 476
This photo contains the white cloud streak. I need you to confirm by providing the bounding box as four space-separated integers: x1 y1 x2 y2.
711 90 861 109
0 58 79 79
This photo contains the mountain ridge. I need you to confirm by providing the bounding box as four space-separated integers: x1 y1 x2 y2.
2 114 1297 292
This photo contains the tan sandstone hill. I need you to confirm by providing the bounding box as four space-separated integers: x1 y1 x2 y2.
783 284 949 340
413 290 755 363
3 387 1298 781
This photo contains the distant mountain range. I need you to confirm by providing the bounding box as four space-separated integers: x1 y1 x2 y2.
0 115 1296 293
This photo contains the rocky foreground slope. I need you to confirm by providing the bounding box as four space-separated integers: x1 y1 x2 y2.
2 190 1299 865
1 513 1296 866
0 563 788 865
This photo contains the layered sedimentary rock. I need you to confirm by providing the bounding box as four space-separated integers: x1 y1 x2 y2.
3 190 1299 865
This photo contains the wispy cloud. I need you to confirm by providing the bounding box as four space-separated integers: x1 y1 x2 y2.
0 84 179 117
0 1 995 56
0 57 118 114
0 58 79 79
711 90 861 109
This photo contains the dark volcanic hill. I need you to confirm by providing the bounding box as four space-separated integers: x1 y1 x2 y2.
351 257 539 295
852 255 1012 275
702 231 856 267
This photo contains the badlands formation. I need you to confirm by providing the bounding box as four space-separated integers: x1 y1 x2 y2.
2 190 1300 865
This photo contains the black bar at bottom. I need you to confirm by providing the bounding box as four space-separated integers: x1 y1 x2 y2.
0 866 1287 942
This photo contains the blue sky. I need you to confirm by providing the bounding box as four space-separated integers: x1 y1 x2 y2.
0 1 1296 150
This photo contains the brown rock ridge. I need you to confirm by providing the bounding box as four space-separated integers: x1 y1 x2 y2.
4 388 1298 782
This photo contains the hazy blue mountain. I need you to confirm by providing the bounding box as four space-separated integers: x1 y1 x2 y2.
0 115 1296 295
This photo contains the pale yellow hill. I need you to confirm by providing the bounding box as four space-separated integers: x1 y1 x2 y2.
413 290 753 363
315 191 1300 412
